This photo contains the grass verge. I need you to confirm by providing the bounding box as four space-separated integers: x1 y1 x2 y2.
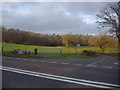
2 43 94 58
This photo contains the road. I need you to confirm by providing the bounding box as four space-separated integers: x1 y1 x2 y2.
1 54 119 89
2 70 91 88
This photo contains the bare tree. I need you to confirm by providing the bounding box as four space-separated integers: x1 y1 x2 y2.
96 1 120 48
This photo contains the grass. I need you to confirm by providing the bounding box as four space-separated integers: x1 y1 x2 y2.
1 43 94 58
72 46 119 59
72 46 119 53
2 43 118 58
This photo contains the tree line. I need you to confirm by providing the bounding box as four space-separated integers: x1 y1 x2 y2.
2 27 118 50
2 27 61 46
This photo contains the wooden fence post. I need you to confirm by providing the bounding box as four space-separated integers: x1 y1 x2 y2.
1 47 3 52
34 48 38 55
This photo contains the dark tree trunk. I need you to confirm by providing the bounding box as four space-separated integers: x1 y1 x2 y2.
118 1 120 50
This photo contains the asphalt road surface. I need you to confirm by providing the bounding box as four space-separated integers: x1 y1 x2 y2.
2 70 92 88
1 54 119 89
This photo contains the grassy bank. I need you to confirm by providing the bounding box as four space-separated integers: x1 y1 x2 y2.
71 46 119 58
71 46 119 53
2 43 93 58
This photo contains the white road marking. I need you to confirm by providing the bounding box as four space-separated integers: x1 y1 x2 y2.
61 63 69 65
87 65 98 67
50 62 58 64
101 66 113 69
23 59 28 60
114 62 118 64
0 66 119 89
98 59 104 62
86 59 105 66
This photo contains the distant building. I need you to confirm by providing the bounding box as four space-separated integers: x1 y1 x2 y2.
77 44 80 46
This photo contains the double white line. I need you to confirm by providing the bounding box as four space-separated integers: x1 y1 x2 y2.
0 66 119 89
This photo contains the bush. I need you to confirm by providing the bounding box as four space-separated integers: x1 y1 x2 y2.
82 50 96 56
12 49 18 54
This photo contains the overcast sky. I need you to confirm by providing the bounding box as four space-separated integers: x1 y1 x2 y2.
2 2 109 35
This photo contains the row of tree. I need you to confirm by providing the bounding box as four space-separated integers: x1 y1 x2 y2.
2 27 118 50
2 27 61 46
62 34 118 51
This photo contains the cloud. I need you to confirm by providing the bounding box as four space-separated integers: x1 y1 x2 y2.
63 10 71 16
2 0 119 2
78 14 96 24
2 2 108 35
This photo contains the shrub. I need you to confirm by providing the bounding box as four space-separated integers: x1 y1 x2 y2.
12 49 18 54
82 50 96 56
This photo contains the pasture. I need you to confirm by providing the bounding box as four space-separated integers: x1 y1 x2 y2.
2 43 91 58
72 46 119 53
1 43 119 58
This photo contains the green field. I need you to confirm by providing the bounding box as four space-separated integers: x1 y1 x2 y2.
1 43 119 58
72 46 119 53
1 43 93 58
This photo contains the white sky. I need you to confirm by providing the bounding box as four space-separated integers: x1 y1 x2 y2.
1 1 116 35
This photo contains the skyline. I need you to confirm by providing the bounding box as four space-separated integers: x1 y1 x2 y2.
2 2 110 35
